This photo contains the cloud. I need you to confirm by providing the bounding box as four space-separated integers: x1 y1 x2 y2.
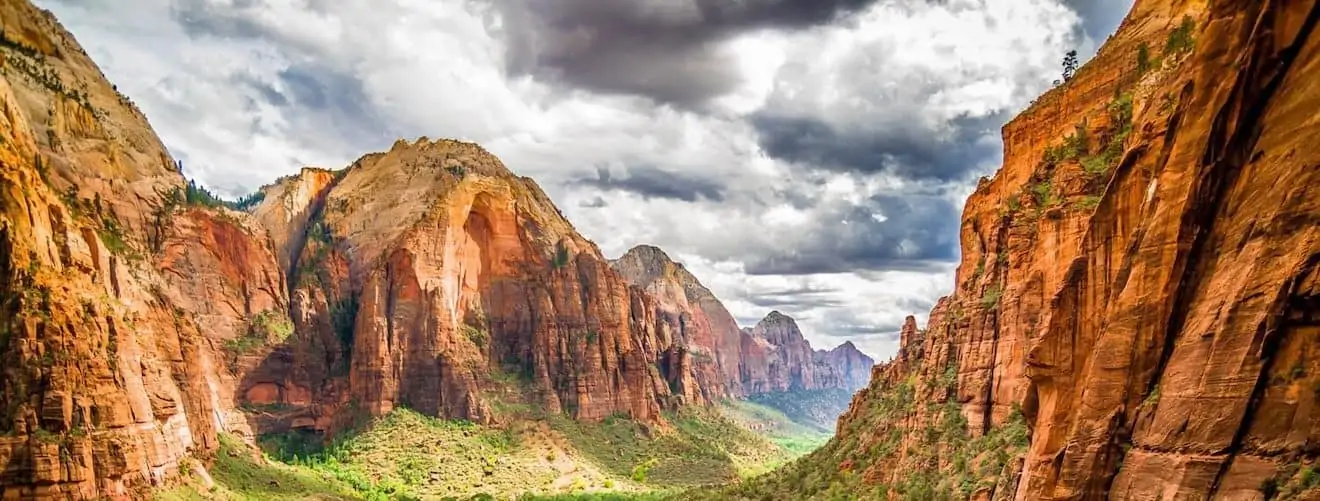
751 112 1006 182
574 165 728 202
741 192 961 275
493 0 883 107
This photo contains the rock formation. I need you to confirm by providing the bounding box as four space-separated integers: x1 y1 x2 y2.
726 0 1320 499
738 311 874 394
0 1 875 498
611 246 876 397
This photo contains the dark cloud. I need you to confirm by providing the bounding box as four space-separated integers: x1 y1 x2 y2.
751 109 1007 182
575 165 727 202
744 193 960 275
495 0 881 106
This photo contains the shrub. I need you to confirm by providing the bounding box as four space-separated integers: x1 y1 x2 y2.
1078 195 1102 210
462 324 488 347
1137 42 1153 74
1164 15 1196 57
1031 181 1056 208
1141 385 1161 410
552 242 571 269
981 285 1003 311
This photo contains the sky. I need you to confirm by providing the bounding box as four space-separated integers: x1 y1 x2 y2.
38 0 1134 360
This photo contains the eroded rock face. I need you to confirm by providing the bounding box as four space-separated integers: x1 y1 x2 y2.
610 245 745 400
768 0 1320 499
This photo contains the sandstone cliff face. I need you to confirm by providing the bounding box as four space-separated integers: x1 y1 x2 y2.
815 342 872 391
757 0 1320 499
0 1 234 497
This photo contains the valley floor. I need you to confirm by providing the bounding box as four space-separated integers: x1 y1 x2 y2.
155 392 838 501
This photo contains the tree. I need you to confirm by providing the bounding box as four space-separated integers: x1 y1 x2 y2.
1062 50 1079 81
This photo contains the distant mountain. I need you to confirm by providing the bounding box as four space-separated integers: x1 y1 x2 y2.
612 246 876 397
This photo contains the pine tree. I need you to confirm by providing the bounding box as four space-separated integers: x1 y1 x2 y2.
1062 50 1079 81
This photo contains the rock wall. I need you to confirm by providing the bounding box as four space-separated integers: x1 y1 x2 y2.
740 0 1320 499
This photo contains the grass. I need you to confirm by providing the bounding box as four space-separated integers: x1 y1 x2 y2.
719 399 832 456
160 400 826 500
155 434 359 501
548 406 795 488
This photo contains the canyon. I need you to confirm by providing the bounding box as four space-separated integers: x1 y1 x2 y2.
4 0 1318 499
0 0 873 498
712 0 1320 499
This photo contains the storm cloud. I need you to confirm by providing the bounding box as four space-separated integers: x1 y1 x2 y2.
751 112 1006 182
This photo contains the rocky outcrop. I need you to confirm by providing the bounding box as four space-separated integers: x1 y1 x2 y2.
0 1 226 497
732 0 1320 499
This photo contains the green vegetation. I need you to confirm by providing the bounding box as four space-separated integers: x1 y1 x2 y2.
177 179 266 212
1263 461 1320 500
1136 42 1152 75
1030 180 1057 209
155 434 360 501
552 241 571 269
698 368 1032 501
462 323 488 347
744 388 855 434
0 29 97 115
161 397 830 501
1164 15 1196 57
549 407 798 487
1141 384 1161 410
720 398 832 456
1080 92 1135 182
1078 195 1103 210
224 310 294 354
981 285 1003 311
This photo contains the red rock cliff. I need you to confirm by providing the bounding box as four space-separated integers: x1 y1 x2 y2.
729 0 1320 499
